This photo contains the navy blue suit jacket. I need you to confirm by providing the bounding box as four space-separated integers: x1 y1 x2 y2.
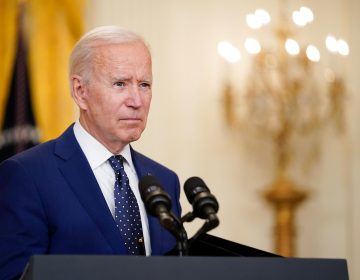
0 125 181 280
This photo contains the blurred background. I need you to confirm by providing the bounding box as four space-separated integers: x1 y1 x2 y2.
1 0 359 278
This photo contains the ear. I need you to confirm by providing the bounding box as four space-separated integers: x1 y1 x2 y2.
70 75 88 110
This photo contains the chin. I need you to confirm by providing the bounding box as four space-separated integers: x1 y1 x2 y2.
125 131 143 143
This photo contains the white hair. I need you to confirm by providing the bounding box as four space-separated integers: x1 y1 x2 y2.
69 25 149 81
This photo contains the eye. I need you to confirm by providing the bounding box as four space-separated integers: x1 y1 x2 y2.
114 81 126 87
139 82 151 89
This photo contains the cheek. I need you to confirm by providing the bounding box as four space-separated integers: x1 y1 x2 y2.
91 93 117 117
143 95 152 112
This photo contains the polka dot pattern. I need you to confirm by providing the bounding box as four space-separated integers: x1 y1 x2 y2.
109 155 143 255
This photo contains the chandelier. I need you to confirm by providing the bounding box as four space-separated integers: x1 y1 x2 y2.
217 3 349 256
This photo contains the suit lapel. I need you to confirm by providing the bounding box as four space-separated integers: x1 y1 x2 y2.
54 125 127 254
131 148 166 255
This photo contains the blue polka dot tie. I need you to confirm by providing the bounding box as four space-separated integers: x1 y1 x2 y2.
109 155 143 255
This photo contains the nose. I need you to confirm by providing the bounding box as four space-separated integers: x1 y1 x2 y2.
126 84 142 108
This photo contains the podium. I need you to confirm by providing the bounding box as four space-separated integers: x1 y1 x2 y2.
187 233 279 256
20 235 349 280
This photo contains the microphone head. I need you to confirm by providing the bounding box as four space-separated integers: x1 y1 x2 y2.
184 176 209 204
139 175 172 215
139 174 161 198
184 176 219 219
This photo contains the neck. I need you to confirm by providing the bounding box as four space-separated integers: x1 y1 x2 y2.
78 117 126 155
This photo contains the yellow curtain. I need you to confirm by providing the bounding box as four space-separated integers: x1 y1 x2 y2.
0 0 18 128
0 0 85 142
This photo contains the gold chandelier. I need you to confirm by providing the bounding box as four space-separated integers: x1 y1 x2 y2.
218 3 348 257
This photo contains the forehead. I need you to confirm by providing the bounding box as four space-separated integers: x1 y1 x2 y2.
89 42 152 82
93 42 151 67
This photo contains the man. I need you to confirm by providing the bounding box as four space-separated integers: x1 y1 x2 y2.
0 26 181 280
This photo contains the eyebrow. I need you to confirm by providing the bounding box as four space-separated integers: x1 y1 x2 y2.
111 76 152 84
111 76 130 82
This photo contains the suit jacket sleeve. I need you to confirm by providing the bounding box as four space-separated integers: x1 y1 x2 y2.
0 158 49 280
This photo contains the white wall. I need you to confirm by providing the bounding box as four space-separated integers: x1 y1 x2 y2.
86 0 359 278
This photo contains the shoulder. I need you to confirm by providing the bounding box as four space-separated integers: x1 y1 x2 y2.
0 140 55 169
131 148 182 216
0 124 76 179
130 147 181 191
131 148 178 179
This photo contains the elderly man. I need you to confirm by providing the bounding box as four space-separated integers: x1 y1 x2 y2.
0 26 181 280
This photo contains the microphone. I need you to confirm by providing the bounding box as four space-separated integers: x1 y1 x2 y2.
184 176 219 221
139 175 174 228
139 175 189 256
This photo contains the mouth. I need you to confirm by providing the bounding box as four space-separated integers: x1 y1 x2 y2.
120 118 142 123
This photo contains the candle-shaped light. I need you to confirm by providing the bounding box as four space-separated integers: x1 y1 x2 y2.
300 6 314 23
245 38 262 55
246 13 262 29
255 9 271 25
337 39 349 56
285 39 300 55
217 41 241 63
326 35 338 53
306 45 320 62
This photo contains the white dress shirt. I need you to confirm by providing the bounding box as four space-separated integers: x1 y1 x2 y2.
73 120 151 255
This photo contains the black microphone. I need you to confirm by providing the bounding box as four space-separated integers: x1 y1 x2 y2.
139 175 174 228
184 176 219 221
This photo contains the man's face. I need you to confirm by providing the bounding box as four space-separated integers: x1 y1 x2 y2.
75 42 152 153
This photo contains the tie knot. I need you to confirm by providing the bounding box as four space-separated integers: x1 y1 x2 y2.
108 155 124 173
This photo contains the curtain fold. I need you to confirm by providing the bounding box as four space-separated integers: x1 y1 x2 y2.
0 0 85 142
0 0 18 128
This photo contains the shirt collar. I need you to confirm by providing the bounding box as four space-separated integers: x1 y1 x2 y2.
73 120 135 171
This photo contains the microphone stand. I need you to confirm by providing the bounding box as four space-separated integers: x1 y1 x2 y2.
181 212 219 247
161 212 189 256
160 210 219 255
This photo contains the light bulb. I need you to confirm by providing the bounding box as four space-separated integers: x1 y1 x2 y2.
292 10 307 26
326 35 338 53
245 38 261 54
300 6 314 23
255 9 271 25
285 39 300 55
306 45 320 62
217 41 241 63
337 39 349 56
246 13 262 29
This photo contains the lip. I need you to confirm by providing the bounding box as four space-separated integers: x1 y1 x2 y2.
120 118 142 122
